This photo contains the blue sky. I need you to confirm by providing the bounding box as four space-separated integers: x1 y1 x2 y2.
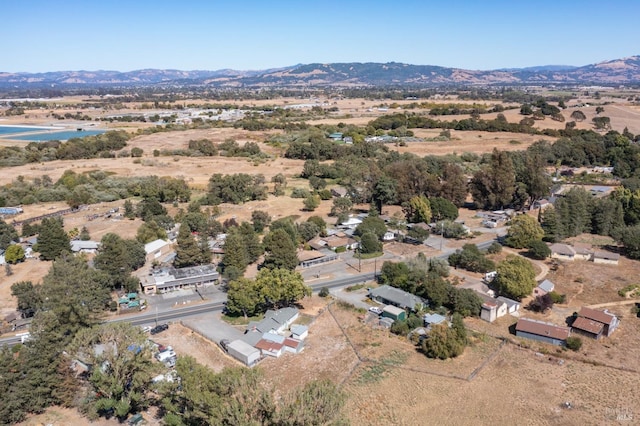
3 0 639 72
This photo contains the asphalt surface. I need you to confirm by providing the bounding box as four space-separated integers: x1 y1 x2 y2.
0 231 505 347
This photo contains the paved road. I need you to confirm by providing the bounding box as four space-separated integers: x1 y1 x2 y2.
0 236 504 347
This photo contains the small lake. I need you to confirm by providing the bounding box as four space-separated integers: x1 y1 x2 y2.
0 125 60 135
7 129 106 142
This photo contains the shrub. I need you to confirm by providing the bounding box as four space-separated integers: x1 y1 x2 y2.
319 287 330 298
291 188 311 198
566 336 582 351
487 242 502 254
528 239 551 260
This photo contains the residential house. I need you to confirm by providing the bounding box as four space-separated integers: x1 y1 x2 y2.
324 235 359 251
328 132 343 141
226 340 261 366
246 307 299 335
369 285 426 311
535 279 555 296
496 296 521 314
338 216 363 230
593 250 620 265
573 243 594 261
576 307 619 337
515 318 571 346
71 240 100 254
550 243 576 261
480 300 507 323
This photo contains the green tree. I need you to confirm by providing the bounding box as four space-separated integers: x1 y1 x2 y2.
263 228 298 270
4 244 25 264
251 210 271 233
330 197 352 217
302 194 320 211
554 187 593 237
123 199 136 219
69 323 158 421
11 280 41 317
94 233 145 289
527 239 551 260
162 357 275 425
174 224 204 268
256 268 311 310
297 221 320 242
429 197 458 221
221 229 249 279
540 207 562 242
359 231 382 254
448 244 495 273
405 195 432 224
506 214 544 248
448 288 483 317
494 254 536 300
440 163 468 207
35 217 70 260
354 216 387 240
0 219 18 250
570 110 586 122
237 222 263 263
421 323 465 360
78 226 91 241
307 216 327 236
135 220 168 244
611 225 640 259
469 148 516 209
372 175 397 213
226 278 263 318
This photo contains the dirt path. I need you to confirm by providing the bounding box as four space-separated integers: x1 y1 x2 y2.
586 299 639 309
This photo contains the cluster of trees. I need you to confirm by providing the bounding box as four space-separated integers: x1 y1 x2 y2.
0 170 191 208
204 173 268 205
0 131 130 167
158 138 267 159
379 253 483 317
420 314 467 360
448 244 495 273
226 268 311 318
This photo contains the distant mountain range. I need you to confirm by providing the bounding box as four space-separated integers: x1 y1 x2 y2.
1 56 639 88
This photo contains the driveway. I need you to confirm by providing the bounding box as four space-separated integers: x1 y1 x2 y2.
182 312 243 343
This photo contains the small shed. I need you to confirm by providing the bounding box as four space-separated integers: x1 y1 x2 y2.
382 305 406 322
423 313 448 328
227 340 261 366
290 324 309 340
535 279 555 296
283 337 304 354
255 339 284 358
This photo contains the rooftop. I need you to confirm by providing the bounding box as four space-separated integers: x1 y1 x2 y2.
550 243 575 257
144 239 170 254
369 285 424 310
572 317 605 335
578 307 617 325
593 250 620 261
516 318 570 341
537 279 555 293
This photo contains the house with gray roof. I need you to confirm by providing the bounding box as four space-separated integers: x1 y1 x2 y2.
369 285 425 311
246 307 299 335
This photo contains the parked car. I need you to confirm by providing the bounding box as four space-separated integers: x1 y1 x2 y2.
368 306 383 315
141 326 153 333
150 324 169 335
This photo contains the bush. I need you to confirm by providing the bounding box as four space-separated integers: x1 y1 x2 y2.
319 287 330 298
566 336 582 351
527 240 551 260
548 291 566 304
291 188 311 199
487 242 502 254
390 320 410 336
